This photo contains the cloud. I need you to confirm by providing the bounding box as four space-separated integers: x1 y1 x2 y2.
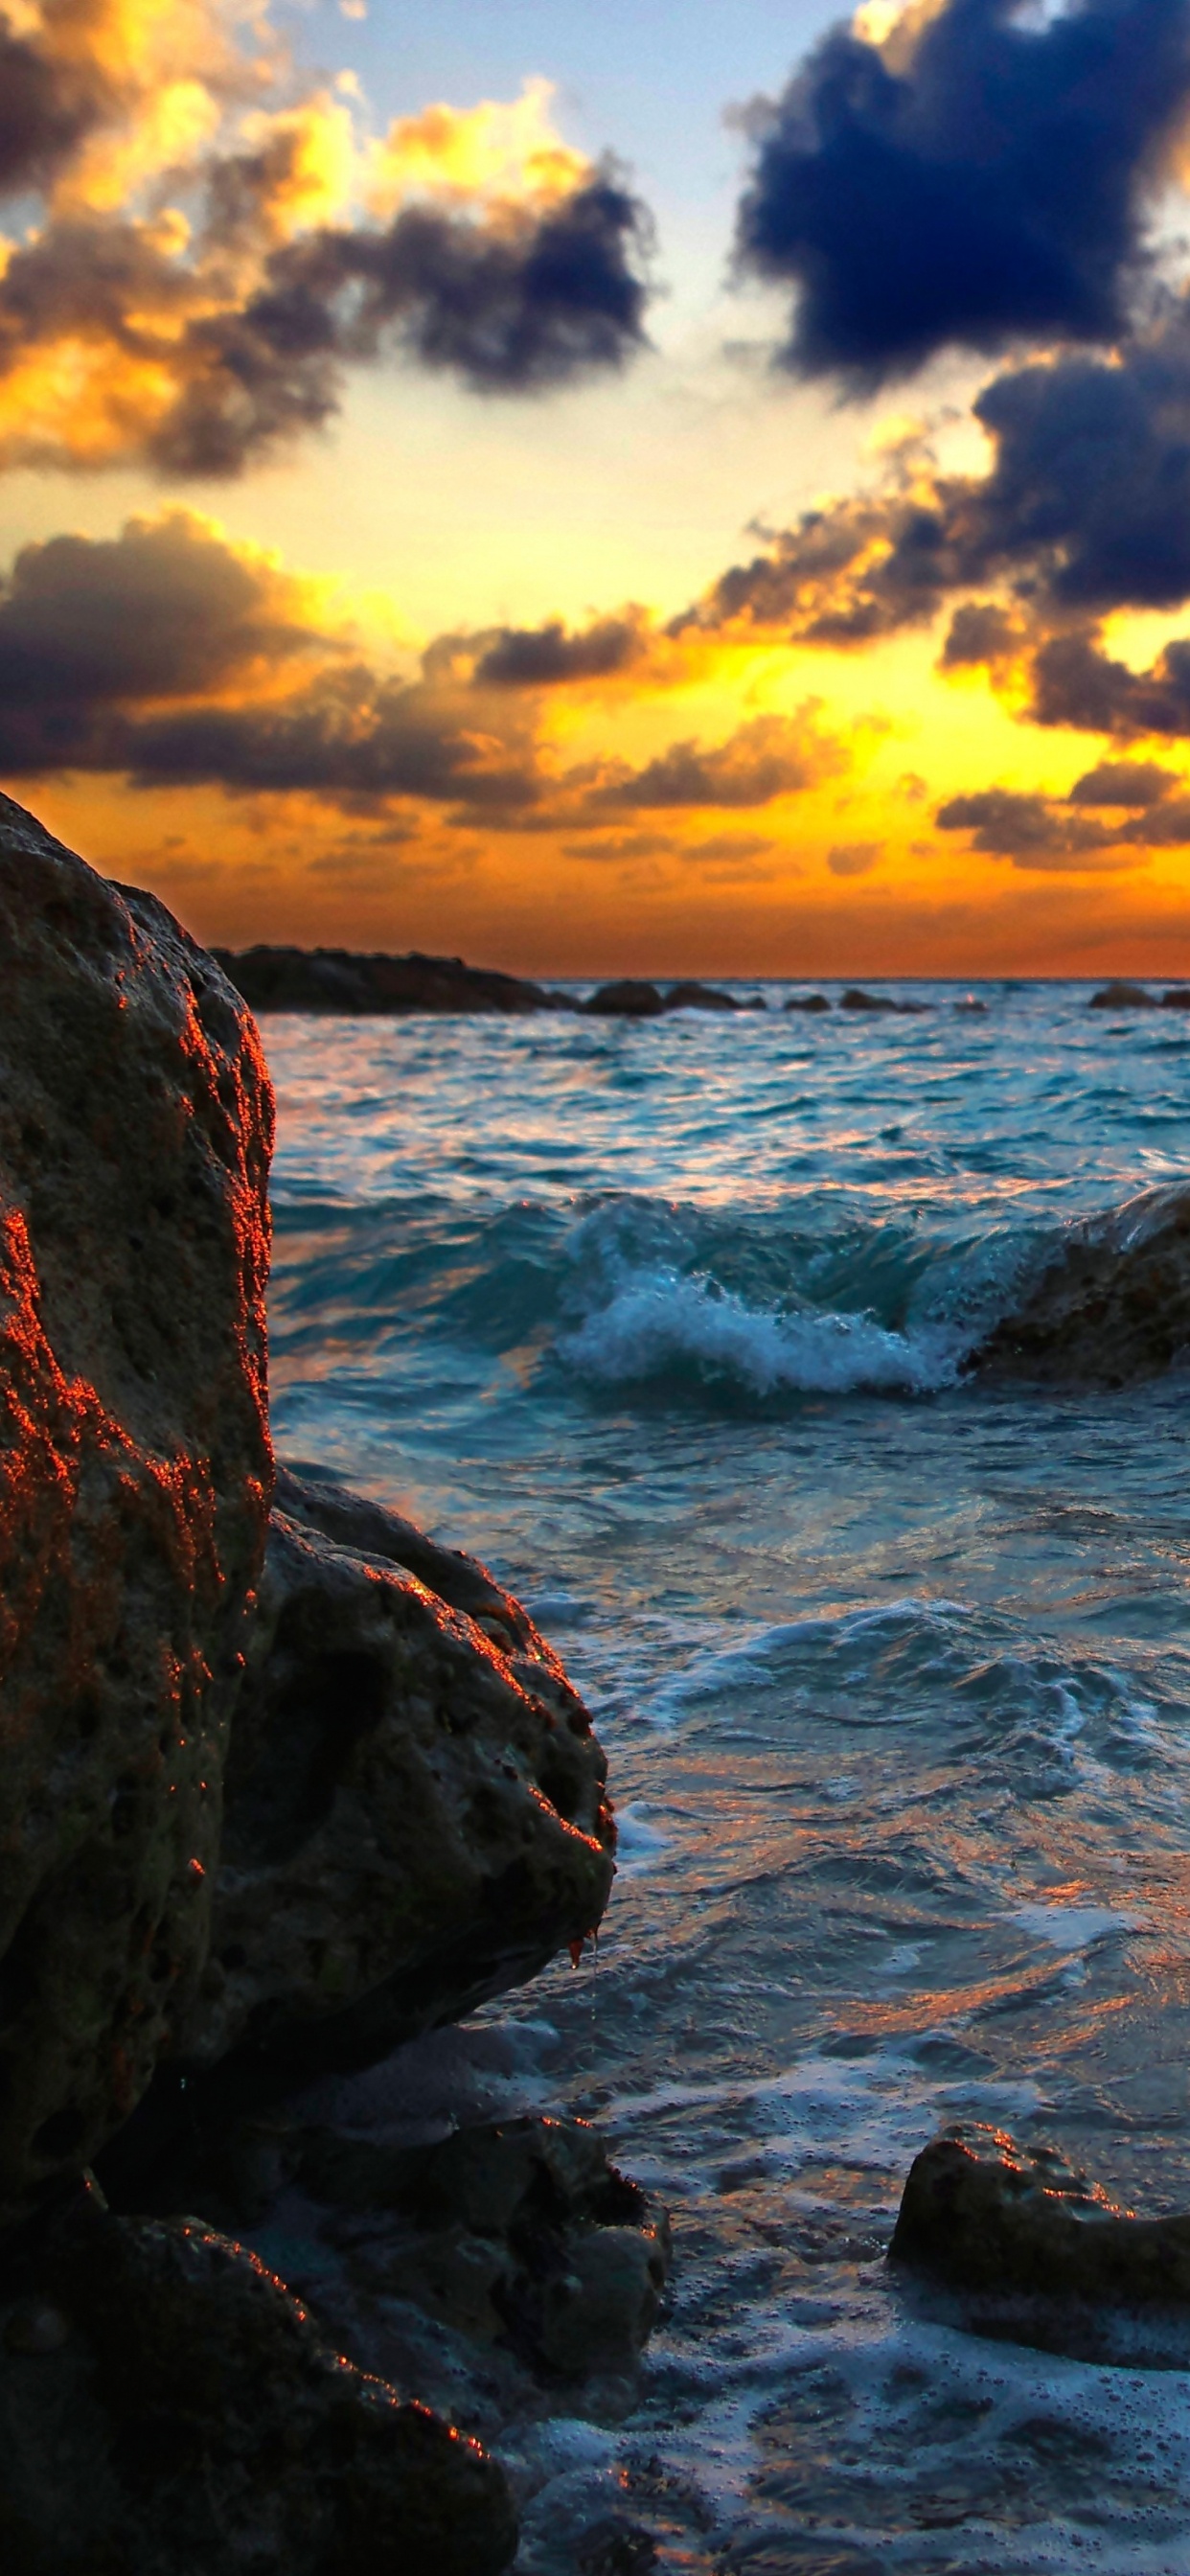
0 511 320 710
733 0 1190 388
935 765 1190 864
472 612 647 686
0 510 542 808
828 840 881 875
0 28 655 477
0 17 103 195
1030 625 1190 732
592 709 840 808
0 513 849 837
672 283 1190 702
1066 757 1179 804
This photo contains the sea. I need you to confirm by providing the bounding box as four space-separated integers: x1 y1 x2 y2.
262 979 1190 2574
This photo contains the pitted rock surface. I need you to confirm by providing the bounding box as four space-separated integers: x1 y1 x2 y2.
0 795 272 2221
172 1473 615 2092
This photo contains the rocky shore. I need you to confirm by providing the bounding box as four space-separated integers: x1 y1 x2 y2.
0 795 667 2574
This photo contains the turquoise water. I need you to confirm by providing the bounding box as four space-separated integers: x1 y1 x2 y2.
265 982 1190 2572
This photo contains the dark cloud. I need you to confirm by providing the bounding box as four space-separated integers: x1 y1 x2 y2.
0 113 653 476
473 611 646 687
674 283 1190 695
0 16 101 195
828 840 881 876
0 513 318 709
0 514 540 811
734 0 1190 387
594 711 834 808
148 172 652 473
1067 758 1179 804
940 600 1024 666
936 786 1140 865
115 667 539 807
936 761 1190 863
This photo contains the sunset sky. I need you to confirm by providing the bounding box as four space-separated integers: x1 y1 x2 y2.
7 0 1190 973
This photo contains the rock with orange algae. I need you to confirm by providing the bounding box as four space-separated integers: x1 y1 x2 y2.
891 2123 1190 2303
162 1469 615 2104
0 2175 516 2574
0 794 272 2225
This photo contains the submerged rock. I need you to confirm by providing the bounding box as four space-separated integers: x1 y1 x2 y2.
1088 979 1156 1009
0 2176 516 2575
784 993 831 1012
0 796 272 2225
968 1181 1190 1386
145 1471 615 2115
213 944 572 1015
891 2124 1190 2308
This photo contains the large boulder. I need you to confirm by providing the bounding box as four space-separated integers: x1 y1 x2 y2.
0 795 272 2223
0 2176 516 2574
165 1469 615 2103
969 1182 1190 1386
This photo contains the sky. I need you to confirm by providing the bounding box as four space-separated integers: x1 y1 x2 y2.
8 1 1190 973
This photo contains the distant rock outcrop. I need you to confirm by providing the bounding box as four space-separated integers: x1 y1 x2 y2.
839 987 931 1014
0 794 272 2225
968 1183 1190 1386
1088 979 1156 1008
213 944 573 1015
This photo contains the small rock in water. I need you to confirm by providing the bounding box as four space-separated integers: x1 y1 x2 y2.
1161 985 1190 1008
840 986 898 1011
584 979 667 1016
1089 979 1156 1008
784 992 831 1012
891 2123 1190 2305
663 980 742 1012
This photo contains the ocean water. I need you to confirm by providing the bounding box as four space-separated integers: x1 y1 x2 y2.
263 980 1190 2573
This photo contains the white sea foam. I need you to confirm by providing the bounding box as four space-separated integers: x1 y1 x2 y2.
558 1264 961 1395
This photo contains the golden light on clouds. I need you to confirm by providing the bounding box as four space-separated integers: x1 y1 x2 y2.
368 80 590 219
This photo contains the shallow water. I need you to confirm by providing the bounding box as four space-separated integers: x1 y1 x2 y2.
264 981 1190 2572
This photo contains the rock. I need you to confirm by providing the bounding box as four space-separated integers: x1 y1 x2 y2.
1161 986 1190 1008
212 945 573 1016
784 993 831 1011
838 987 929 1014
1088 979 1156 1008
662 980 742 1012
0 794 272 2225
0 2174 517 2574
99 1472 615 2160
953 997 988 1012
584 979 666 1017
968 1181 1190 1386
891 2123 1190 2308
296 2112 672 2384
